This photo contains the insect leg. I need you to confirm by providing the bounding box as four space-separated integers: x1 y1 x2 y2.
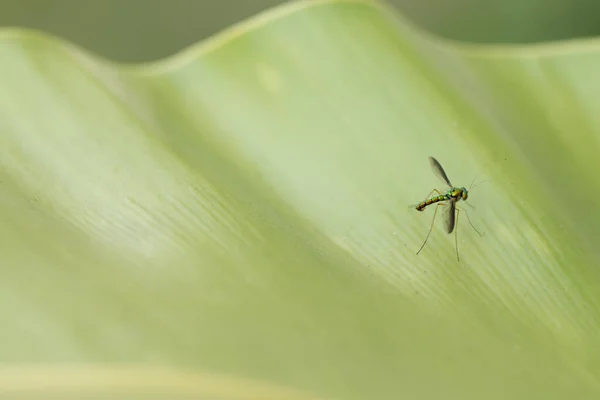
464 201 477 210
416 203 444 256
421 188 442 200
461 207 484 237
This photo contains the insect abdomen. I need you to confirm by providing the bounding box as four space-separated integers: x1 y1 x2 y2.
416 195 447 211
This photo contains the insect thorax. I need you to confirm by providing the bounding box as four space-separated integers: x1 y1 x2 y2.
449 187 468 201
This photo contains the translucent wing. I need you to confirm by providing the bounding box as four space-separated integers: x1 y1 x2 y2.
444 200 456 234
429 156 452 187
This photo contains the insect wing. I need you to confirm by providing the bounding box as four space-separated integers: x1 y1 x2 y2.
429 156 453 187
444 200 456 234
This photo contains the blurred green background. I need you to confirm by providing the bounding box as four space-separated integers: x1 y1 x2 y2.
1 0 600 62
2 0 600 398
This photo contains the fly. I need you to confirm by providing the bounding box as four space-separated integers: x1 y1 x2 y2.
414 156 483 261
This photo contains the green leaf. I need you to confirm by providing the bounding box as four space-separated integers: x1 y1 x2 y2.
1 0 599 398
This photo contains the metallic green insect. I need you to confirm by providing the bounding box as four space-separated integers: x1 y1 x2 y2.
414 156 483 261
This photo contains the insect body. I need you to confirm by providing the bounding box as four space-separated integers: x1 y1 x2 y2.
415 187 467 212
414 156 482 261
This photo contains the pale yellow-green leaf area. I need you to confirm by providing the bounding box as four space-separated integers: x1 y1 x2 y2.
1 0 599 399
